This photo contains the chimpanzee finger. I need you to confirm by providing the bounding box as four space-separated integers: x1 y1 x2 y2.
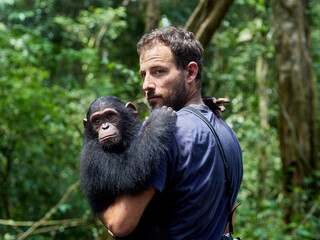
218 106 226 112
216 98 230 104
211 97 217 104
203 97 217 105
167 107 176 116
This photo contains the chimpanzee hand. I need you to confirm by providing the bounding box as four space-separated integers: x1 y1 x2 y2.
203 97 230 118
145 106 176 129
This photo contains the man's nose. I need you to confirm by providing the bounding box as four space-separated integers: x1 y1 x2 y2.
142 74 156 91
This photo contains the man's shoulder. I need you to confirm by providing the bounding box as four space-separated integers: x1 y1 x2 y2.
175 106 205 129
173 105 217 141
176 105 216 126
176 105 239 144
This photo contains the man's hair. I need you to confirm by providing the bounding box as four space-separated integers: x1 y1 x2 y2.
137 27 204 90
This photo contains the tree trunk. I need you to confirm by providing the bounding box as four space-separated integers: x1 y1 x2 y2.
184 0 234 49
0 143 14 219
145 0 162 33
256 54 269 206
273 0 319 224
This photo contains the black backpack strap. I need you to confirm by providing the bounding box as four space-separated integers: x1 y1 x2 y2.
182 106 234 235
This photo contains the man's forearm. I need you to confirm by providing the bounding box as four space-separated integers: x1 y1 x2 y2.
99 186 156 238
224 201 237 234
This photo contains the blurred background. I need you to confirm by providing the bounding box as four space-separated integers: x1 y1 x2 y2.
0 0 319 239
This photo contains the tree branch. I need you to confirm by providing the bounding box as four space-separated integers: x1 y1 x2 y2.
0 218 87 227
16 181 80 240
184 0 234 49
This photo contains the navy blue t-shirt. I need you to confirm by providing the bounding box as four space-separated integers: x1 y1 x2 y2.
150 104 243 240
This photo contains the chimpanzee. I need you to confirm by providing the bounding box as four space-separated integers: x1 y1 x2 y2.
80 95 176 239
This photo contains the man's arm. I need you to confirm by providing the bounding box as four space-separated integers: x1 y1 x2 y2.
224 201 237 234
99 186 156 238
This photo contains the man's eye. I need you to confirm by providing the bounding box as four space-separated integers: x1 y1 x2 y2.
140 73 146 79
156 69 164 74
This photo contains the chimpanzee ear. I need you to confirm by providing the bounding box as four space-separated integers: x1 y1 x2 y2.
125 102 138 119
83 118 88 129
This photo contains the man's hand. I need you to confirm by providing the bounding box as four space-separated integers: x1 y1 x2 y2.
203 97 230 118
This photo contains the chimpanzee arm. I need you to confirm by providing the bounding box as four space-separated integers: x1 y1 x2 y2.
117 106 176 195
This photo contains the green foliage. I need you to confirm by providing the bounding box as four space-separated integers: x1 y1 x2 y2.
0 0 141 239
202 0 319 239
0 0 319 239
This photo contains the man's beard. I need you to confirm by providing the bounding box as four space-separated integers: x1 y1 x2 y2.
150 71 188 111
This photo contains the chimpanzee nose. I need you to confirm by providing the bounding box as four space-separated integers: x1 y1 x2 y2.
102 123 109 129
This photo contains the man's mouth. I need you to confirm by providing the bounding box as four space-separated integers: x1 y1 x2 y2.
148 96 159 100
147 93 161 100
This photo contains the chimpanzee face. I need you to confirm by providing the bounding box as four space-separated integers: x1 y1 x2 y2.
89 108 122 146
83 96 138 149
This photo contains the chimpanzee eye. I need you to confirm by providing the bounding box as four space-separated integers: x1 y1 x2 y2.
93 118 100 124
106 113 115 119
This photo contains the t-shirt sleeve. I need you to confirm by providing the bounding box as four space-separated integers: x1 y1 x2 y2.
149 155 167 192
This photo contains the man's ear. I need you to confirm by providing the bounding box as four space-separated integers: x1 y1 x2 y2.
125 102 138 119
186 62 198 83
83 118 87 128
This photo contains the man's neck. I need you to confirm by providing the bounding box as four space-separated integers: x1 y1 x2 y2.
184 89 203 107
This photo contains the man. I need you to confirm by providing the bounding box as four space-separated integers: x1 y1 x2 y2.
100 27 243 239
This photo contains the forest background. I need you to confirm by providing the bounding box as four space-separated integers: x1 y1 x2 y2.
0 0 319 239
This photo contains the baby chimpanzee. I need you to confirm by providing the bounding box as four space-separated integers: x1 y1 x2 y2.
80 96 176 239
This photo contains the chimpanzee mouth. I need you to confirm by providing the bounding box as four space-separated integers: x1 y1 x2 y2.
101 136 123 152
99 135 117 142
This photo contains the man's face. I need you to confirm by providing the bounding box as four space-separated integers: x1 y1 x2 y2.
139 44 188 110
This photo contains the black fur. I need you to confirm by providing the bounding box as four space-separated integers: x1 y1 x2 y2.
80 96 176 216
